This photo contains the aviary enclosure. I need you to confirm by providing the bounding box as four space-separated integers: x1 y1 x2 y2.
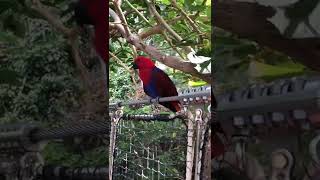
0 0 213 179
109 0 212 179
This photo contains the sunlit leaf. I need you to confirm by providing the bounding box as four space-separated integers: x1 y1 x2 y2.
248 61 305 80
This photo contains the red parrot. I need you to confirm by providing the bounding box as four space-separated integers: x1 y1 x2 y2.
74 0 107 63
132 56 181 112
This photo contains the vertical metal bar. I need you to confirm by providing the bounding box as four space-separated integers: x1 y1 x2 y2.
185 110 195 180
194 109 203 180
109 109 122 180
109 119 116 180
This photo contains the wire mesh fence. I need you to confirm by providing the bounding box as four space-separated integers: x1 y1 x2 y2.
112 118 187 180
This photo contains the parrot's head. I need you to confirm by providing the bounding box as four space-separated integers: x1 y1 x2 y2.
132 56 155 70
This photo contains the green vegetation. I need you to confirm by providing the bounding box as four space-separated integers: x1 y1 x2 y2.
0 0 100 167
213 29 313 91
109 0 211 177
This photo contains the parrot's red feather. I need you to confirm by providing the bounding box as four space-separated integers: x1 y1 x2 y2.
79 0 107 63
134 56 181 112
153 70 181 112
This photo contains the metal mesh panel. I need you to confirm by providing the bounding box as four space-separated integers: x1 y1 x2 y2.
112 119 187 179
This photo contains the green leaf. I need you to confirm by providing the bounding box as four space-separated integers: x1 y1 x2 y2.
188 80 207 87
206 6 211 19
159 0 170 5
248 61 305 80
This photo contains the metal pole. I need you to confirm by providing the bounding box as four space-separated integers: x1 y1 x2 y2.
185 110 195 180
109 109 122 180
194 109 203 180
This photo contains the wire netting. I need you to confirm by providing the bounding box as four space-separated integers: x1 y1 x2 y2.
112 118 187 180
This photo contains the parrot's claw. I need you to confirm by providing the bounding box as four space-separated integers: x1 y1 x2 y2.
150 97 160 104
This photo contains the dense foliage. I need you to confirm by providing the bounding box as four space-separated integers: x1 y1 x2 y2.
0 20 81 125
0 0 105 167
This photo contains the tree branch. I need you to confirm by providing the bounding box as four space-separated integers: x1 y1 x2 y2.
30 0 92 90
139 15 192 39
124 0 152 26
30 0 72 36
194 0 207 18
146 1 180 40
110 7 211 83
112 0 137 57
213 0 320 71
171 0 203 35
109 51 138 87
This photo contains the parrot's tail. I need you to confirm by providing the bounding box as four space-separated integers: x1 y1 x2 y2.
160 101 181 112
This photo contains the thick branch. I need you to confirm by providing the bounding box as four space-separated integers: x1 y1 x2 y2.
162 31 186 59
70 38 91 90
31 0 72 36
147 1 181 41
30 0 92 90
213 0 320 71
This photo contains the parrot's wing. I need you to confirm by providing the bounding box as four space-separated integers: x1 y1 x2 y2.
143 83 158 98
151 68 179 97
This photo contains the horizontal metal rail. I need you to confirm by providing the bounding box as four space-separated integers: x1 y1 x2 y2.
215 77 320 132
122 113 181 121
31 120 110 141
216 77 320 120
109 87 211 109
0 115 187 145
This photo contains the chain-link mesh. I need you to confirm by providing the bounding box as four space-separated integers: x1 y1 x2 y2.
32 120 110 141
112 119 187 180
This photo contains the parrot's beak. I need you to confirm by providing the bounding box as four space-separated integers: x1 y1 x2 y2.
131 62 138 69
